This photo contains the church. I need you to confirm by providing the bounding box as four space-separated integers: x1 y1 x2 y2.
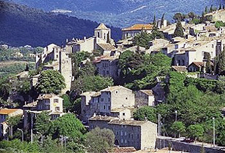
65 23 115 53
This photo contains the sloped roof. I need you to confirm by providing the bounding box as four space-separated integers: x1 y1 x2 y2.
0 109 21 115
109 120 148 126
112 147 136 153
139 90 154 96
122 24 153 31
96 23 109 30
97 43 116 51
101 86 130 92
171 66 187 72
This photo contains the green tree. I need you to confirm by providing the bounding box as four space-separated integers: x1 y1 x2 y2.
174 21 184 37
153 14 156 27
61 94 72 112
36 70 66 94
216 49 225 74
205 53 212 74
85 127 115 153
187 124 204 141
173 13 183 22
7 115 22 138
205 6 208 14
133 31 152 49
51 113 85 139
72 75 113 95
133 106 157 123
35 111 51 135
170 121 186 137
188 12 196 20
160 13 165 27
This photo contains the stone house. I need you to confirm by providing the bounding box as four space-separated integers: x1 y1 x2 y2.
0 109 23 138
122 24 153 40
23 94 64 129
89 115 157 150
80 86 135 122
93 56 119 80
135 90 155 107
65 23 115 53
35 44 72 93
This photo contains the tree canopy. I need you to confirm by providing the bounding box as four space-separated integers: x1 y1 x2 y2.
36 70 66 94
174 21 184 37
85 127 115 153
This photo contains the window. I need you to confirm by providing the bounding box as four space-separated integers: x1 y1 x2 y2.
121 139 123 143
123 113 125 116
124 132 127 136
101 98 104 102
104 105 106 109
121 131 123 136
125 97 128 100
55 107 60 112
54 99 59 103
108 106 110 110
108 98 110 102
125 139 127 143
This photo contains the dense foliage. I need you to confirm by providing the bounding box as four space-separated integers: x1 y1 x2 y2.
118 51 171 90
36 70 66 94
85 127 115 153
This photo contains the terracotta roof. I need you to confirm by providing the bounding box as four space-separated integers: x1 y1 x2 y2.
0 109 21 115
171 66 187 72
190 62 204 68
122 24 153 31
93 55 118 63
96 23 109 30
139 90 154 96
97 43 116 51
111 147 136 153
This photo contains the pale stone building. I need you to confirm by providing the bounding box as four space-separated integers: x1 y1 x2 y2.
0 109 23 138
23 94 65 129
135 90 155 107
93 56 119 80
35 44 72 93
122 24 153 40
89 115 157 150
80 86 135 122
65 23 115 53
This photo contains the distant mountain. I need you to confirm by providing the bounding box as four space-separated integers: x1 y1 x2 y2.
0 1 121 47
9 0 224 27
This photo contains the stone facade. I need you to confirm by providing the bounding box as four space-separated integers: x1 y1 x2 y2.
89 116 157 150
80 86 135 122
135 90 155 107
0 109 23 138
94 56 119 80
35 44 72 93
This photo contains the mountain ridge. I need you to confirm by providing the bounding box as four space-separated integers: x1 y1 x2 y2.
9 0 224 27
0 1 121 47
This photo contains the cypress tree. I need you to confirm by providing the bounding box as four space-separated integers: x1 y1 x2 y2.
153 15 156 27
160 13 165 28
205 6 208 14
174 21 184 37
219 4 222 10
210 5 213 12
205 53 212 74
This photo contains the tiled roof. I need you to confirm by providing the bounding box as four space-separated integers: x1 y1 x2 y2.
101 86 129 92
111 147 136 153
191 62 204 68
93 55 118 63
139 90 154 96
0 109 21 115
171 66 187 72
97 43 116 51
96 23 109 30
122 24 153 31
37 94 59 100
23 101 38 108
109 120 148 126
89 115 118 121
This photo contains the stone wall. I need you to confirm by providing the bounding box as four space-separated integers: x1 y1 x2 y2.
156 137 225 153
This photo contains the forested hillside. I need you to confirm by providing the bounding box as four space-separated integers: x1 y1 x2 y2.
0 1 121 47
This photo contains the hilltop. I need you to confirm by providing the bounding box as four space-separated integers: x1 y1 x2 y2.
10 0 223 27
0 1 121 47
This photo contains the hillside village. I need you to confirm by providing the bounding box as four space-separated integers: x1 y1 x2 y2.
2 7 225 153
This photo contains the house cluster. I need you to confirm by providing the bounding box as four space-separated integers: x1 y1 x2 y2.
80 86 157 150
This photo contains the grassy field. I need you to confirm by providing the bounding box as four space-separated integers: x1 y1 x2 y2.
0 61 35 68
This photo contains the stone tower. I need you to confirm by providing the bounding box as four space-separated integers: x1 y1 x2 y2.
94 23 111 42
